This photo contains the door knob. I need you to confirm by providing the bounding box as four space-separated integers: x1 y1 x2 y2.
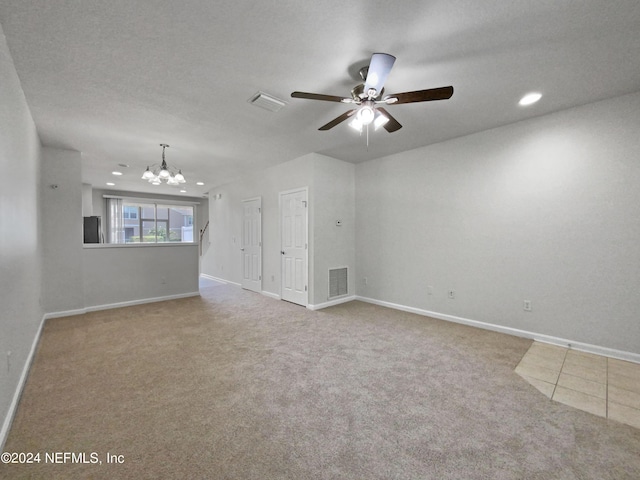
281 251 285 255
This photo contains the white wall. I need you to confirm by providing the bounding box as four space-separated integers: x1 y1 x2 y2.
356 92 640 355
41 147 84 313
202 153 356 306
0 25 43 446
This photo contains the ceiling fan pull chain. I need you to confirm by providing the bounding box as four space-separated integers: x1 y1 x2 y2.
366 123 370 149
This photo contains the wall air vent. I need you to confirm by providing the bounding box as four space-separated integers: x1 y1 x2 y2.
248 91 286 112
328 267 348 299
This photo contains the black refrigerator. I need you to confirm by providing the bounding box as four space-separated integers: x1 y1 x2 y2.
83 216 102 243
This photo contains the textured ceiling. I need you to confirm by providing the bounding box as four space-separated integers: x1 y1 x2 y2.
1 0 639 197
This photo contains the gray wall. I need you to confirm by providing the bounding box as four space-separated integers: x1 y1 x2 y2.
312 157 356 303
0 25 43 445
41 147 84 313
203 154 314 296
83 245 199 307
356 92 640 354
202 153 356 306
40 170 204 316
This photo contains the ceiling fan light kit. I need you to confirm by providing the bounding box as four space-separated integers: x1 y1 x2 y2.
291 53 454 136
349 106 389 133
358 102 375 125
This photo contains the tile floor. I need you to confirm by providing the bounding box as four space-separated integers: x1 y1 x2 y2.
515 341 640 430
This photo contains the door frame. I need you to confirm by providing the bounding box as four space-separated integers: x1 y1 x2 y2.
279 187 309 306
241 196 262 293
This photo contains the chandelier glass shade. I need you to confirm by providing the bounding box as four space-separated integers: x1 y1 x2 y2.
141 144 186 185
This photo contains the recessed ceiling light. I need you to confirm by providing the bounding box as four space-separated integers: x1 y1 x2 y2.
196 182 204 186
112 171 123 176
519 92 542 106
118 163 129 168
106 182 115 186
180 189 187 193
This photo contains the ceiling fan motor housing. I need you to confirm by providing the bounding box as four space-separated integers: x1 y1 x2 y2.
351 84 384 102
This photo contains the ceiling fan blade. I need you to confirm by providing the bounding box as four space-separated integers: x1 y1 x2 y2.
364 53 396 96
385 86 454 105
376 107 402 133
318 109 357 130
291 91 350 103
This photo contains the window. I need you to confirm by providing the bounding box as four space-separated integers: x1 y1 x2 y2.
123 206 138 219
106 198 195 244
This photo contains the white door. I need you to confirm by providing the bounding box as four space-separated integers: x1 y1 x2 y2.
280 188 308 306
241 197 262 293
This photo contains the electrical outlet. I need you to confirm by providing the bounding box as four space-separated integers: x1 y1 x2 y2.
448 290 455 299
523 300 532 312
7 351 11 373
271 275 275 282
427 286 433 295
363 277 368 286
161 277 166 284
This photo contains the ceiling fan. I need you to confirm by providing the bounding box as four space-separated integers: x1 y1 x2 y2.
291 53 453 133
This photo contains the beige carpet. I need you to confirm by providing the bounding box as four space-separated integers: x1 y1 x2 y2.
2 284 640 479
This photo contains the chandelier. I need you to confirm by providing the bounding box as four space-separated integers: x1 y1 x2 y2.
141 144 186 186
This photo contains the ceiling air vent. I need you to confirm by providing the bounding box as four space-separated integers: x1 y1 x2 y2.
248 91 286 112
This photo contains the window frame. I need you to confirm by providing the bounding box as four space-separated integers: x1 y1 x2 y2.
104 195 198 246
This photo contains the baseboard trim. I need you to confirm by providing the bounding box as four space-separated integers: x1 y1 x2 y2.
355 296 640 364
1 313 47 451
530 333 640 363
200 273 219 281
200 273 226 283
202 274 277 299
200 273 241 287
308 295 356 311
43 292 201 319
43 308 87 319
261 291 281 300
86 292 201 313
